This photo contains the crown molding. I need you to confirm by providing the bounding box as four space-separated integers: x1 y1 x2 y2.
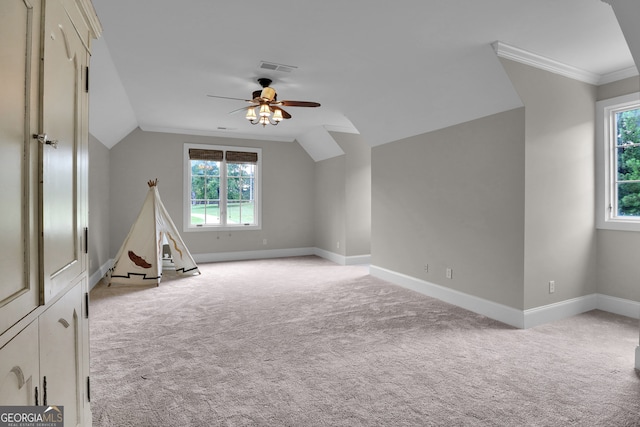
492 41 602 85
76 0 103 38
493 41 639 85
140 125 296 143
598 65 640 85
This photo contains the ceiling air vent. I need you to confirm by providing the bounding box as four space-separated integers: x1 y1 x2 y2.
258 61 297 73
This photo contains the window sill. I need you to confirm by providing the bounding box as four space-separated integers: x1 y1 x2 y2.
185 224 261 233
596 218 640 232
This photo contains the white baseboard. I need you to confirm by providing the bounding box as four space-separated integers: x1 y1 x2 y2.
89 259 113 290
194 247 316 263
193 247 370 266
93 253 635 330
370 264 640 329
95 248 368 287
596 294 640 319
312 248 371 266
344 254 371 265
523 295 597 329
370 265 525 328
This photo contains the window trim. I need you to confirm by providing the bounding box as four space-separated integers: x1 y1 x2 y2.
183 143 262 232
596 92 640 231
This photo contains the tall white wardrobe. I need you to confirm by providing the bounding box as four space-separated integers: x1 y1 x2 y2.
0 0 101 425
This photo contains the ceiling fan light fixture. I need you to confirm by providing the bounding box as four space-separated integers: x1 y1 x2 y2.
259 104 271 117
245 107 257 121
272 109 284 122
259 116 270 127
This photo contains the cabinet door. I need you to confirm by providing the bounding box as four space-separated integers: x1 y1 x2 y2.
0 0 42 334
39 285 82 427
0 321 40 405
40 0 88 303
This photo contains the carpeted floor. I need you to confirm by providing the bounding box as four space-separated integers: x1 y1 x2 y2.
90 256 640 426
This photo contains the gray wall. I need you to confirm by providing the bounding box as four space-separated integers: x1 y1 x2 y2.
339 132 371 257
371 59 605 312
108 129 316 257
372 108 526 309
314 155 346 255
596 76 640 302
500 59 598 310
89 73 640 309
88 133 111 276
314 132 371 258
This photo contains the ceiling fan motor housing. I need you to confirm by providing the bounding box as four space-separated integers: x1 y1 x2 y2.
260 87 276 101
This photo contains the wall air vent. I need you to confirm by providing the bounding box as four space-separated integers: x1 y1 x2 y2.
258 61 298 73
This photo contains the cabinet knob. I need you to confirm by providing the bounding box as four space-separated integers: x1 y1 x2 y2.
33 133 58 149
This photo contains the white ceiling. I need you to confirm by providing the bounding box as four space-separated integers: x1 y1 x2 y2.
89 0 637 154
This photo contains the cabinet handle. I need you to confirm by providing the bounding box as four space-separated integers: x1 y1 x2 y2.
43 376 47 406
10 366 25 388
33 133 58 149
35 386 38 406
85 292 89 319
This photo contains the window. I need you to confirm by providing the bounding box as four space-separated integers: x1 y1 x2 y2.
184 144 261 231
596 92 640 231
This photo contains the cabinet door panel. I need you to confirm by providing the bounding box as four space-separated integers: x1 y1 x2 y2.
0 0 42 333
41 0 86 302
0 321 39 405
39 285 82 427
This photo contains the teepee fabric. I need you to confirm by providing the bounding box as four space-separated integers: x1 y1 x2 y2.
108 179 200 285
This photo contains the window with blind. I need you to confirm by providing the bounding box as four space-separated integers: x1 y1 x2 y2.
184 143 261 231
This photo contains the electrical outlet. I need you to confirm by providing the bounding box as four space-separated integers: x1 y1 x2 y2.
549 280 555 294
337 241 340 249
424 264 429 273
263 238 267 245
446 268 453 279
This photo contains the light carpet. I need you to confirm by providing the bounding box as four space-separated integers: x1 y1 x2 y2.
90 256 640 426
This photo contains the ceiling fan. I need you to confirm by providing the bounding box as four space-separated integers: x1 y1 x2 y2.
207 78 321 127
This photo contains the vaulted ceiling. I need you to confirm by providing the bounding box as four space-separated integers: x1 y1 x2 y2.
89 0 638 159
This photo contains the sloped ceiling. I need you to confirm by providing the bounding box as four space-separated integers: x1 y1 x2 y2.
89 0 638 154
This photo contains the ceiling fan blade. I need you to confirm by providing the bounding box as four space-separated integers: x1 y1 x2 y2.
207 94 255 103
228 105 255 115
278 100 321 108
271 105 291 119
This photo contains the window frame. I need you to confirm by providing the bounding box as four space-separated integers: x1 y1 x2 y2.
183 143 262 232
596 92 640 231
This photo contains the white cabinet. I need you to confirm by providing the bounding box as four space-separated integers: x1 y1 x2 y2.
0 0 42 337
41 0 91 303
0 283 90 425
0 0 100 425
0 322 40 406
39 281 87 426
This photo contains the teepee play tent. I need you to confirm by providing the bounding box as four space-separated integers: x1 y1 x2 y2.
108 179 200 285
